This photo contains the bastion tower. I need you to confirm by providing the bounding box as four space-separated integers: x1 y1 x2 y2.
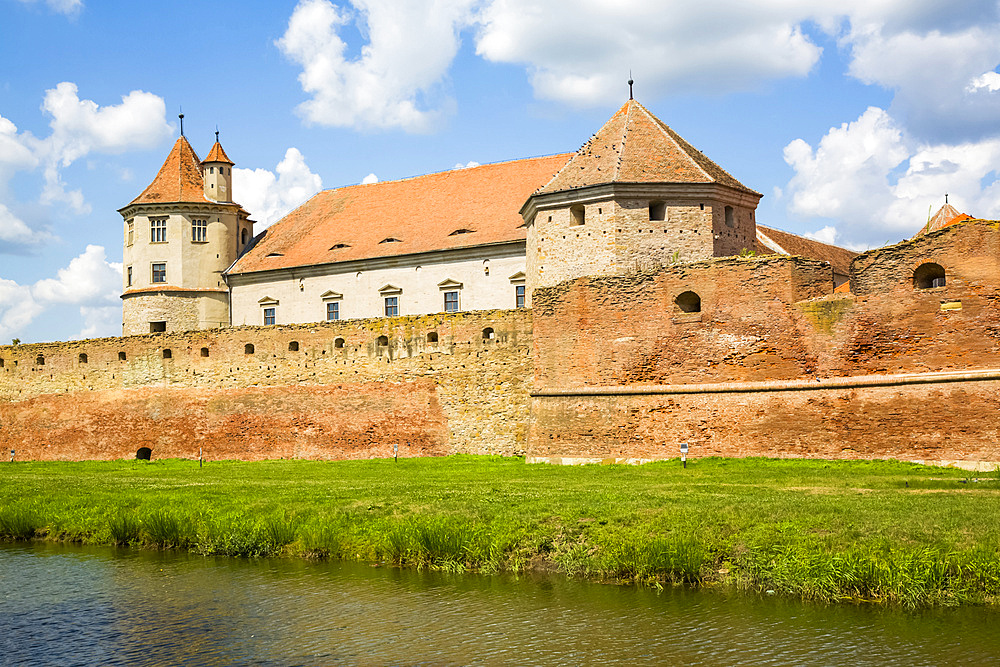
520 96 762 296
118 126 254 335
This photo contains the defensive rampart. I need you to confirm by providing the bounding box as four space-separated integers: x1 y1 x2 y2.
527 221 1000 469
0 310 531 461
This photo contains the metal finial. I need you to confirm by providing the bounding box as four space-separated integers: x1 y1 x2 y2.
215 126 220 143
945 193 949 204
628 71 634 100
179 109 184 137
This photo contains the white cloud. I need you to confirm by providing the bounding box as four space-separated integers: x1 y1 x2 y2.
361 173 379 184
233 147 323 229
968 70 1000 92
453 160 479 169
783 106 1000 247
804 226 839 246
16 0 82 16
0 244 119 342
0 203 51 245
277 0 475 132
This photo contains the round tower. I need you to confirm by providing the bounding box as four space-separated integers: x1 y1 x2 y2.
119 125 254 335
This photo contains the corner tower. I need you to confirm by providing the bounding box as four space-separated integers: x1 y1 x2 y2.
118 129 254 335
520 98 762 294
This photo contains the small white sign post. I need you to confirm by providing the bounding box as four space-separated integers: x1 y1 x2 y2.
680 442 688 469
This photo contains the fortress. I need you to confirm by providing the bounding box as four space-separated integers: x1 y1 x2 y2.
2 99 998 468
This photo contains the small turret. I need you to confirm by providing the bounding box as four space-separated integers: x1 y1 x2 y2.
201 130 234 202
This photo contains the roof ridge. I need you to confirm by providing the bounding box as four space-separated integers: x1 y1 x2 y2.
757 224 849 253
635 100 713 183
614 101 631 182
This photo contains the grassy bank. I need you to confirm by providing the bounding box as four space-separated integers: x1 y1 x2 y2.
2 456 998 607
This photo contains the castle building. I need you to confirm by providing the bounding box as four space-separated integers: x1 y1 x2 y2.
120 99 852 333
119 133 254 335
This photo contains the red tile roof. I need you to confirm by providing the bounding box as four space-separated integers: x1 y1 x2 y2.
230 154 574 274
536 99 758 195
914 203 973 236
756 225 857 276
127 136 213 206
202 141 234 165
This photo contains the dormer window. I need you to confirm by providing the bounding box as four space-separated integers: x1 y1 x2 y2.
266 252 284 257
379 237 401 244
330 243 351 250
449 229 475 236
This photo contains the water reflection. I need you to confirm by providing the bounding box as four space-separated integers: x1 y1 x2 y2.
1 542 997 665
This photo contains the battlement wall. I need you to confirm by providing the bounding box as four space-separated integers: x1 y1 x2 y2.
0 309 532 461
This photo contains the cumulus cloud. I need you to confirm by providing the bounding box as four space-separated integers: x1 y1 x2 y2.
233 147 323 229
0 203 51 246
277 0 475 131
783 106 1000 248
16 0 82 16
0 244 120 342
361 173 378 184
453 160 479 169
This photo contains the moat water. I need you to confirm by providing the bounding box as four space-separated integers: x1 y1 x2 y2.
1 542 998 666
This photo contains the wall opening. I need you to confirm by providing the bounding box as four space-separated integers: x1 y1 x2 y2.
150 321 166 333
724 206 735 228
118 351 127 361
376 335 389 346
570 205 585 226
649 201 666 221
241 228 249 245
136 447 152 461
675 291 702 313
288 341 299 352
35 355 44 366
162 349 172 359
483 327 495 341
426 331 438 343
78 353 88 364
914 262 946 289
200 347 210 357
0 358 4 368
244 343 255 354
334 337 345 349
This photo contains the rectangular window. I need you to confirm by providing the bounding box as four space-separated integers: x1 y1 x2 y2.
126 220 134 246
384 296 398 317
126 266 133 287
326 301 340 321
515 285 526 308
192 218 207 243
444 291 459 313
151 263 166 283
263 307 275 326
150 217 167 243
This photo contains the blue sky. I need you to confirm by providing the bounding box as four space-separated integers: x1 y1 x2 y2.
3 0 1000 342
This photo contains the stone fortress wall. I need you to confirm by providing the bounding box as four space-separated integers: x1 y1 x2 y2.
0 310 531 461
527 221 1000 469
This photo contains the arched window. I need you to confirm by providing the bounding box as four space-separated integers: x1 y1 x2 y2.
376 335 389 346
79 353 88 364
649 201 666 221
675 291 701 313
913 262 946 289
288 341 299 352
162 349 172 359
570 205 585 226
334 337 345 349
724 206 735 228
241 228 249 245
244 343 255 354
483 327 495 341
426 331 439 343
136 447 152 461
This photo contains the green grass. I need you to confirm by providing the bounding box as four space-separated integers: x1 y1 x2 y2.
1 455 998 607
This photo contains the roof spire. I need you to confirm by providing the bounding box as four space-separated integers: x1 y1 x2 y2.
215 125 220 143
945 193 949 204
179 108 184 137
628 71 634 100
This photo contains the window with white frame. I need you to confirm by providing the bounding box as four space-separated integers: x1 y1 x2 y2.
192 218 207 242
444 291 459 312
327 301 340 321
150 217 167 243
151 263 166 283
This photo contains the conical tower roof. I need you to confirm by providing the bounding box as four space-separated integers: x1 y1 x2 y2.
202 140 234 165
535 99 759 196
127 136 212 205
916 202 973 236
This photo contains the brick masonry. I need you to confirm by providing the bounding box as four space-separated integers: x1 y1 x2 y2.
0 310 531 460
